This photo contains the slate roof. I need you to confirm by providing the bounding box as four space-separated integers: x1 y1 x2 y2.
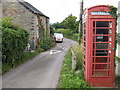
16 0 49 18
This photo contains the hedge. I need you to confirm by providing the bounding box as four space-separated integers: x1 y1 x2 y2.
2 17 29 66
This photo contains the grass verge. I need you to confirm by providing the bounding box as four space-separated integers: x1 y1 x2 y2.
72 44 82 70
58 48 87 88
2 48 44 74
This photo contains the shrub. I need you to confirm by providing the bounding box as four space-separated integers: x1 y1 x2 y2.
38 37 55 51
2 17 29 66
59 71 86 88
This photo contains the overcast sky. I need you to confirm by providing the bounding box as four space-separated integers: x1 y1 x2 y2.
25 0 119 23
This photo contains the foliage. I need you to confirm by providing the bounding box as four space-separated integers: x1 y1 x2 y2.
115 75 120 87
109 5 118 64
52 14 79 33
58 49 87 88
52 22 64 29
59 71 86 88
2 17 29 69
38 37 55 51
72 44 82 70
61 14 78 33
109 5 117 26
55 29 78 41
50 25 55 36
115 56 120 62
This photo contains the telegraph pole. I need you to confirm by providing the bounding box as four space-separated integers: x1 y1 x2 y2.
78 0 84 44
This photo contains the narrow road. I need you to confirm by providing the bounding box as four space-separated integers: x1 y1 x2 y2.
2 38 77 88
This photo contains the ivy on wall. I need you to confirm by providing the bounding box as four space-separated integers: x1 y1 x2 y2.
109 5 117 53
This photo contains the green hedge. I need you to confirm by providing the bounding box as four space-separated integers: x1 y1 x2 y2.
2 17 29 66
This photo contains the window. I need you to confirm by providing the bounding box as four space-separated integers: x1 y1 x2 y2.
96 36 109 42
96 21 109 27
96 43 108 49
96 29 108 34
95 57 108 63
96 50 108 56
92 71 108 77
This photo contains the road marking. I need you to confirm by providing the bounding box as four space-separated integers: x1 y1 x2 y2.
64 48 68 51
50 50 62 55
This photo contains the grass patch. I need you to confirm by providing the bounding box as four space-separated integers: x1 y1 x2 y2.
55 29 78 42
58 49 87 88
72 44 82 70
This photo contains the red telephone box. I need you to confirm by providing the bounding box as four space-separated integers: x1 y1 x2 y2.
82 5 115 87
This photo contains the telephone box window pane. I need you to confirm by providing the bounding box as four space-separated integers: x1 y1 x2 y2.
83 54 86 59
93 36 96 42
109 36 112 41
109 29 112 34
92 64 94 69
96 21 108 27
92 71 107 76
84 42 86 47
95 64 108 69
96 50 108 56
96 57 108 63
93 29 95 34
93 50 95 56
110 21 112 28
109 43 112 48
96 43 108 49
96 29 108 34
84 36 86 41
84 29 86 34
96 36 108 42
93 21 95 27
93 43 95 49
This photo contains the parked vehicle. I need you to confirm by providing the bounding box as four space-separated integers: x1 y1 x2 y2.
53 33 63 43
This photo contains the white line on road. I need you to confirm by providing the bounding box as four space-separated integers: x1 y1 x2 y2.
50 50 62 55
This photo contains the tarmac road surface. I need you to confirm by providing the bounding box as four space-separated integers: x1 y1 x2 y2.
2 38 77 88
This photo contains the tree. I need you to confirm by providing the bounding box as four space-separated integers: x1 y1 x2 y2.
62 14 77 31
52 22 64 29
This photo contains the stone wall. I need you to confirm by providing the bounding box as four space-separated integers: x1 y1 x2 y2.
2 0 50 49
2 1 39 49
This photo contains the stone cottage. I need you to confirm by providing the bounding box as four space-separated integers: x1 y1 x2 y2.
1 0 50 50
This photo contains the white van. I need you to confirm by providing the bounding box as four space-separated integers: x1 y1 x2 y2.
53 33 63 43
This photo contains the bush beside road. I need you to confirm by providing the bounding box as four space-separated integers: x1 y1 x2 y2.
2 17 55 74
